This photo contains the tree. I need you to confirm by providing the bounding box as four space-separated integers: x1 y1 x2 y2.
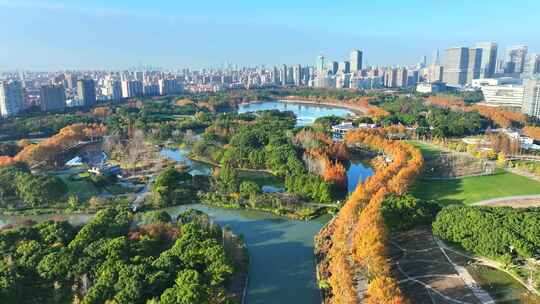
214 163 239 194
160 270 208 304
239 181 261 199
381 195 440 231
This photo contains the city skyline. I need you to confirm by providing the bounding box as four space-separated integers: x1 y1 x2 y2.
0 0 539 70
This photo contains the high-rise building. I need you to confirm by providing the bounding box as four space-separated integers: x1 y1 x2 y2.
339 61 351 74
466 48 482 84
408 70 420 87
443 47 469 86
108 80 122 101
293 64 302 87
524 54 540 77
428 64 444 82
280 65 288 86
475 42 498 78
316 55 326 75
77 79 96 107
64 73 77 90
272 66 280 85
158 79 182 95
0 80 24 117
384 68 398 88
505 45 528 74
396 67 408 87
143 84 160 97
40 84 66 112
523 77 540 118
350 49 363 73
330 61 339 75
121 80 143 98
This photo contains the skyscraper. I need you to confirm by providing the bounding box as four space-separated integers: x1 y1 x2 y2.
524 54 540 77
77 79 96 107
505 45 528 74
428 64 444 83
293 64 302 87
466 48 482 84
281 64 288 86
330 61 339 75
384 68 398 88
339 61 351 74
396 67 408 87
316 55 326 75
40 84 66 112
443 47 469 86
350 49 363 73
523 77 540 118
0 80 24 117
121 80 143 98
475 42 498 78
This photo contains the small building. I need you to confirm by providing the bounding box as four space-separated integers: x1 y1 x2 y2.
88 164 122 176
332 122 357 139
416 81 447 94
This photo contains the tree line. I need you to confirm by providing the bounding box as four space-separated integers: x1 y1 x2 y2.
0 207 235 304
318 128 423 304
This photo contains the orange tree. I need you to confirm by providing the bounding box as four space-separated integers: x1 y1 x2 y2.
323 128 423 304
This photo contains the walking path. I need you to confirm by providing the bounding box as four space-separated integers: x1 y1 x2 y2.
435 239 495 304
436 239 540 296
472 194 540 207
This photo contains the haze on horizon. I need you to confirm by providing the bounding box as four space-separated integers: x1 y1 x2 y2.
0 0 538 71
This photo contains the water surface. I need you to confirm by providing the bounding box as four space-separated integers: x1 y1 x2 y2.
238 100 354 126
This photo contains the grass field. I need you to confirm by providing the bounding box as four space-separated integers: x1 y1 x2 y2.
412 169 540 205
409 140 540 205
408 140 445 159
52 171 100 201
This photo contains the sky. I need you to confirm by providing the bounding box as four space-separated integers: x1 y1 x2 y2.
0 0 538 71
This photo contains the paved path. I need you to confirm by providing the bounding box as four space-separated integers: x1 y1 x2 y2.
435 238 495 304
472 194 540 207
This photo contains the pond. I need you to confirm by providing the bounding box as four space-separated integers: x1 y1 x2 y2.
238 100 355 126
0 100 371 303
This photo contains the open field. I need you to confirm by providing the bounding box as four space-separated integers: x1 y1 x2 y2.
409 140 540 205
408 140 445 158
51 170 100 201
411 171 540 205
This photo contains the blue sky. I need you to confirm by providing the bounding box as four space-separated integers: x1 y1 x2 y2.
0 0 538 70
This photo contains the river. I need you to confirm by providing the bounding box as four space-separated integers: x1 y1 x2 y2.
0 100 372 304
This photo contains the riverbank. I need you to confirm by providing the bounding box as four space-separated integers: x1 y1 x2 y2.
277 96 368 115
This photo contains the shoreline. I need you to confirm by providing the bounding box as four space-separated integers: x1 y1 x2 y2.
239 97 368 115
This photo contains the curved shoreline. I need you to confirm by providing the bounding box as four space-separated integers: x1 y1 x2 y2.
240 98 368 115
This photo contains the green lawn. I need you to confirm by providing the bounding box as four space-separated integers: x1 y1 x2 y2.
52 171 100 201
407 140 445 159
411 171 540 205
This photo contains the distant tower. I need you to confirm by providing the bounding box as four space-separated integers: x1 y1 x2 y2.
442 47 469 86
433 49 441 65
350 49 363 73
505 45 528 74
77 79 96 107
0 80 24 117
475 42 498 78
316 55 326 74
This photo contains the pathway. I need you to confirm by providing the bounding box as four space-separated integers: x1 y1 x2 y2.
472 194 540 207
436 239 540 296
435 238 495 304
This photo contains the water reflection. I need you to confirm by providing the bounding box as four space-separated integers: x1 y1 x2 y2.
238 100 354 126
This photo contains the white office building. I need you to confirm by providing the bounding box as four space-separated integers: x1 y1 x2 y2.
481 85 525 109
523 77 540 118
0 80 24 117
